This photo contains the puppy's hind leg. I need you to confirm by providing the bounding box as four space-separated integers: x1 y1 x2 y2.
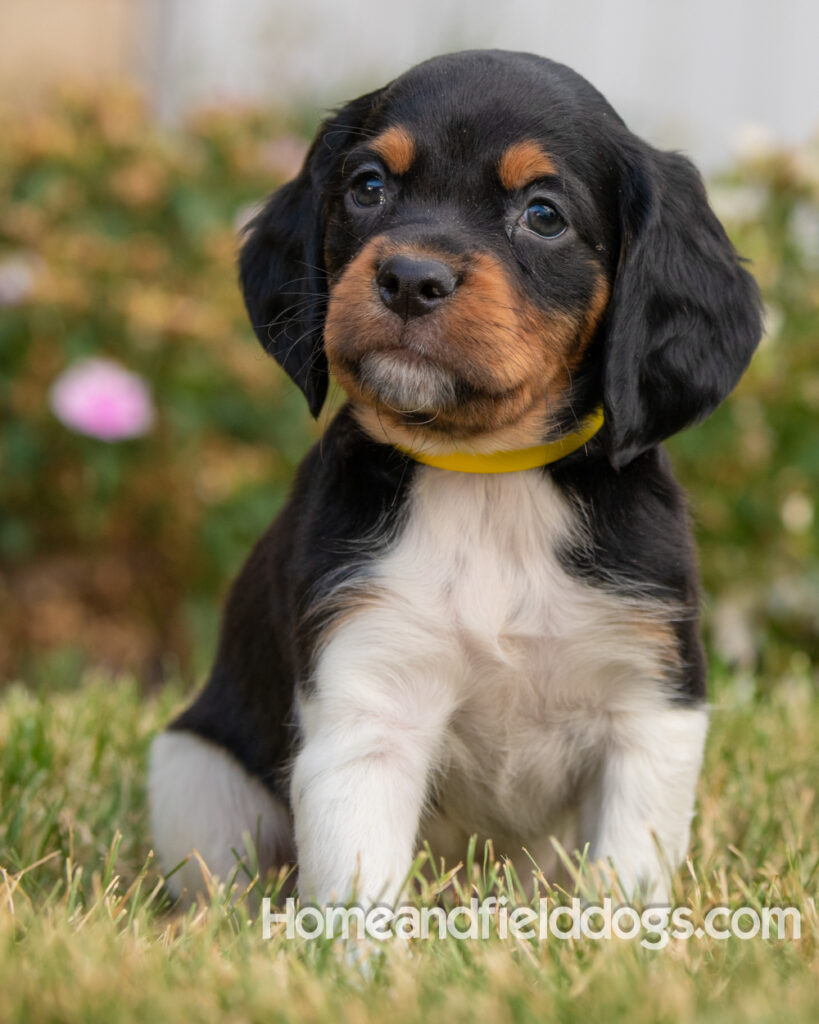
148 730 294 902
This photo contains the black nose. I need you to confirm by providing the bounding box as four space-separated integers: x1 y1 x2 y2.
375 255 457 318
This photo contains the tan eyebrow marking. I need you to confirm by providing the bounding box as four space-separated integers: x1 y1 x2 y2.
370 126 416 175
498 141 558 191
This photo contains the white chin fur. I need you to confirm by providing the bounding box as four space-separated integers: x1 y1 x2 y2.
360 350 456 412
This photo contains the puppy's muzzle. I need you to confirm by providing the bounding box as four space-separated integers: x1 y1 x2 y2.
375 254 458 319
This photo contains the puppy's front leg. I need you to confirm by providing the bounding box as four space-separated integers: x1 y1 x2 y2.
291 618 456 907
581 704 708 903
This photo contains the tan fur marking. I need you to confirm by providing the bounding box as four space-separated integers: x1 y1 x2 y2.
633 619 682 675
371 126 416 175
498 141 558 191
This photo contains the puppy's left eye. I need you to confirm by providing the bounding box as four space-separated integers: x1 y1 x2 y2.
350 174 387 208
522 202 567 238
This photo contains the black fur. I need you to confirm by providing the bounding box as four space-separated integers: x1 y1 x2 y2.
553 444 706 703
601 142 762 467
171 408 418 792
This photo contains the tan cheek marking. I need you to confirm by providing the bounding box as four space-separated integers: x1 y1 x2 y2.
498 141 558 191
370 126 416 175
434 252 562 436
442 251 564 391
325 237 414 406
436 254 613 439
324 240 381 341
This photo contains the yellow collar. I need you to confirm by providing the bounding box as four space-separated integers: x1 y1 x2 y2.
395 406 605 474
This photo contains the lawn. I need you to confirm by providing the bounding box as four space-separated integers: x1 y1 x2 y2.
0 662 815 1024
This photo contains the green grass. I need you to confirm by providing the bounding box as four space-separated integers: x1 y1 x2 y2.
0 664 817 1024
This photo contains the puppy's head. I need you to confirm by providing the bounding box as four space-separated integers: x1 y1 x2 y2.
241 50 761 465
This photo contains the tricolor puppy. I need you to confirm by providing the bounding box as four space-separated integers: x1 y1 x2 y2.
149 50 761 906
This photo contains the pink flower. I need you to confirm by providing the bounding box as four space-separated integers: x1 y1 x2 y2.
49 358 155 441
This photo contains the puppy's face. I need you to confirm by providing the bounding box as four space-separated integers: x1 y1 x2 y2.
241 52 761 466
320 70 616 447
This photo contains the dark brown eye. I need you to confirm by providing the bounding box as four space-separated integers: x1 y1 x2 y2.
350 174 386 208
523 202 567 238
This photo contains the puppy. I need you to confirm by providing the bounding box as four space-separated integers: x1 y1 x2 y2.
149 50 761 906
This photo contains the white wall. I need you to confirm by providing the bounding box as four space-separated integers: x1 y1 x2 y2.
143 0 819 170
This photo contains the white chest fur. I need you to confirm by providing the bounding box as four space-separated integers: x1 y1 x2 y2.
298 469 683 853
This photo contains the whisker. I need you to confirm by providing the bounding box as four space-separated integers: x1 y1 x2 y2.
257 297 321 334
292 260 330 278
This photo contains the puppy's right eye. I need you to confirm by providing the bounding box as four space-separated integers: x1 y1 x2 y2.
350 174 386 208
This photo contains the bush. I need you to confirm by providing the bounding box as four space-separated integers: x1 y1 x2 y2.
0 89 317 680
668 139 819 682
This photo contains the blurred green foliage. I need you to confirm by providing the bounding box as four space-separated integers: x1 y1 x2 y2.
668 143 819 682
0 89 317 679
0 89 817 684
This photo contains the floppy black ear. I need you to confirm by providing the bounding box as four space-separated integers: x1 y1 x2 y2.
239 89 386 417
602 140 762 468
